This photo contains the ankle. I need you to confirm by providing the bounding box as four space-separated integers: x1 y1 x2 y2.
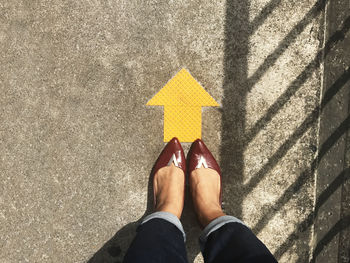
156 202 182 219
198 207 225 227
153 165 185 219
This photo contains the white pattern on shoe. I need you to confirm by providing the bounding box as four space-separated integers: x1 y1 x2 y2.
167 153 179 167
195 156 208 169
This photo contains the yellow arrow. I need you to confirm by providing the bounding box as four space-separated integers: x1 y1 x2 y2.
147 68 219 142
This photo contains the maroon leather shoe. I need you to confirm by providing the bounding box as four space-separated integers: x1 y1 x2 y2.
187 139 222 204
152 137 186 207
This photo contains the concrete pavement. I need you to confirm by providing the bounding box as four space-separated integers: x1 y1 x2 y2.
0 0 348 262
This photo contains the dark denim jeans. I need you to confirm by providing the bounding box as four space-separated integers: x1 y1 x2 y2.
123 215 277 263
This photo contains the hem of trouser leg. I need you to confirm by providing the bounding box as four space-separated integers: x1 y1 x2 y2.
199 215 246 251
141 211 186 241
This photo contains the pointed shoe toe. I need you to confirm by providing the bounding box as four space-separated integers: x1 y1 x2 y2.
188 139 222 204
187 139 221 175
152 137 186 177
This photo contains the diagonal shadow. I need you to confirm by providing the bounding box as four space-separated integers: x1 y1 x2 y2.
221 0 349 261
221 1 346 261
246 0 328 92
274 167 350 260
251 111 350 261
242 16 350 191
310 215 350 262
249 60 349 256
245 16 350 144
245 65 350 197
252 113 350 234
248 0 282 35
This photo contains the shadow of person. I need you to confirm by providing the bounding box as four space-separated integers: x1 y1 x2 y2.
87 166 203 262
88 220 140 263
87 175 153 263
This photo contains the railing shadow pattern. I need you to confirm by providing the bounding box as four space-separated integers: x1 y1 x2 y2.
221 0 349 260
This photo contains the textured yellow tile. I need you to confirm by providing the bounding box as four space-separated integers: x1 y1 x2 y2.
147 68 219 142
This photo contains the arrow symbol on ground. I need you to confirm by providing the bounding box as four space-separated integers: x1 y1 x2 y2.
147 68 219 142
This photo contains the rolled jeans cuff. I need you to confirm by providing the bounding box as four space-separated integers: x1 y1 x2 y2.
141 211 186 241
199 215 246 251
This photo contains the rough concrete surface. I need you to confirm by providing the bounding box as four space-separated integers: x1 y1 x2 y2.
0 0 340 262
313 1 350 262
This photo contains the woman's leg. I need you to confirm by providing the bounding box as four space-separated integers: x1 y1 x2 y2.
187 139 277 262
124 138 187 263
200 216 277 263
123 212 187 263
190 167 276 263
